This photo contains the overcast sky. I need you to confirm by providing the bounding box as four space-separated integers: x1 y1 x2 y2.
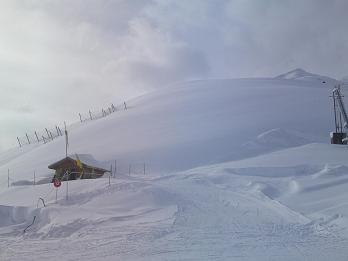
1 0 348 150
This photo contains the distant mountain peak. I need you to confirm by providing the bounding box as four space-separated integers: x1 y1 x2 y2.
276 68 317 80
275 68 337 84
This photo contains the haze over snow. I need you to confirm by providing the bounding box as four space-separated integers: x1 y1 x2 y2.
1 0 348 150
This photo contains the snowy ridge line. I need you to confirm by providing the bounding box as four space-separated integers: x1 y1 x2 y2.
77 101 128 123
15 101 129 149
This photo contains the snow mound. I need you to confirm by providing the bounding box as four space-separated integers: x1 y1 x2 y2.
4 179 178 239
314 164 348 178
256 128 309 146
0 205 35 228
247 181 281 199
224 165 320 178
241 128 312 156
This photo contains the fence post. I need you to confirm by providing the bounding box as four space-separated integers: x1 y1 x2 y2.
34 171 36 186
144 163 146 175
45 128 50 139
35 131 39 142
66 171 69 200
79 113 83 122
124 101 127 110
109 165 112 186
26 133 30 144
89 110 92 120
49 131 54 140
8 169 10 188
17 137 22 148
114 160 117 178
56 126 60 136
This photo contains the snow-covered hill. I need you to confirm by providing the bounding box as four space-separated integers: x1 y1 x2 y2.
0 77 337 184
1 75 348 260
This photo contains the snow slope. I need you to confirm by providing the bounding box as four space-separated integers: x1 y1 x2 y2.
0 77 338 186
1 75 348 260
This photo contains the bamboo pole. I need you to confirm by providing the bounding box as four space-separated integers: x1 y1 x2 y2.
45 128 50 139
26 133 30 144
35 131 40 142
49 131 54 140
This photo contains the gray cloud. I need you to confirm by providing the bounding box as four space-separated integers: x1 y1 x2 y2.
0 0 348 150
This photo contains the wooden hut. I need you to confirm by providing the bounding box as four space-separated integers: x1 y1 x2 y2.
48 154 109 180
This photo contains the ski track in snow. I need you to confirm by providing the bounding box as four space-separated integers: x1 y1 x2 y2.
0 170 347 261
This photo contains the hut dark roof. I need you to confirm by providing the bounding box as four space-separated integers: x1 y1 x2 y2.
48 154 109 172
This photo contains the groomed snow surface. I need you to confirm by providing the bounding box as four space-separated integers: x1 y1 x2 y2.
1 71 348 260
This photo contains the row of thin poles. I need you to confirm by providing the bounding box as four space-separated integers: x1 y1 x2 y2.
78 102 127 123
17 125 64 148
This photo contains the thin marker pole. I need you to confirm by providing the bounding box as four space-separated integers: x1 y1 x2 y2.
35 131 40 142
108 165 112 186
66 171 69 200
49 131 54 140
64 122 68 158
45 128 50 139
17 137 22 148
26 133 30 144
114 160 117 178
333 91 338 132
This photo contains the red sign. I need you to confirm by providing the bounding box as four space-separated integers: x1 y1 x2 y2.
53 179 61 188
